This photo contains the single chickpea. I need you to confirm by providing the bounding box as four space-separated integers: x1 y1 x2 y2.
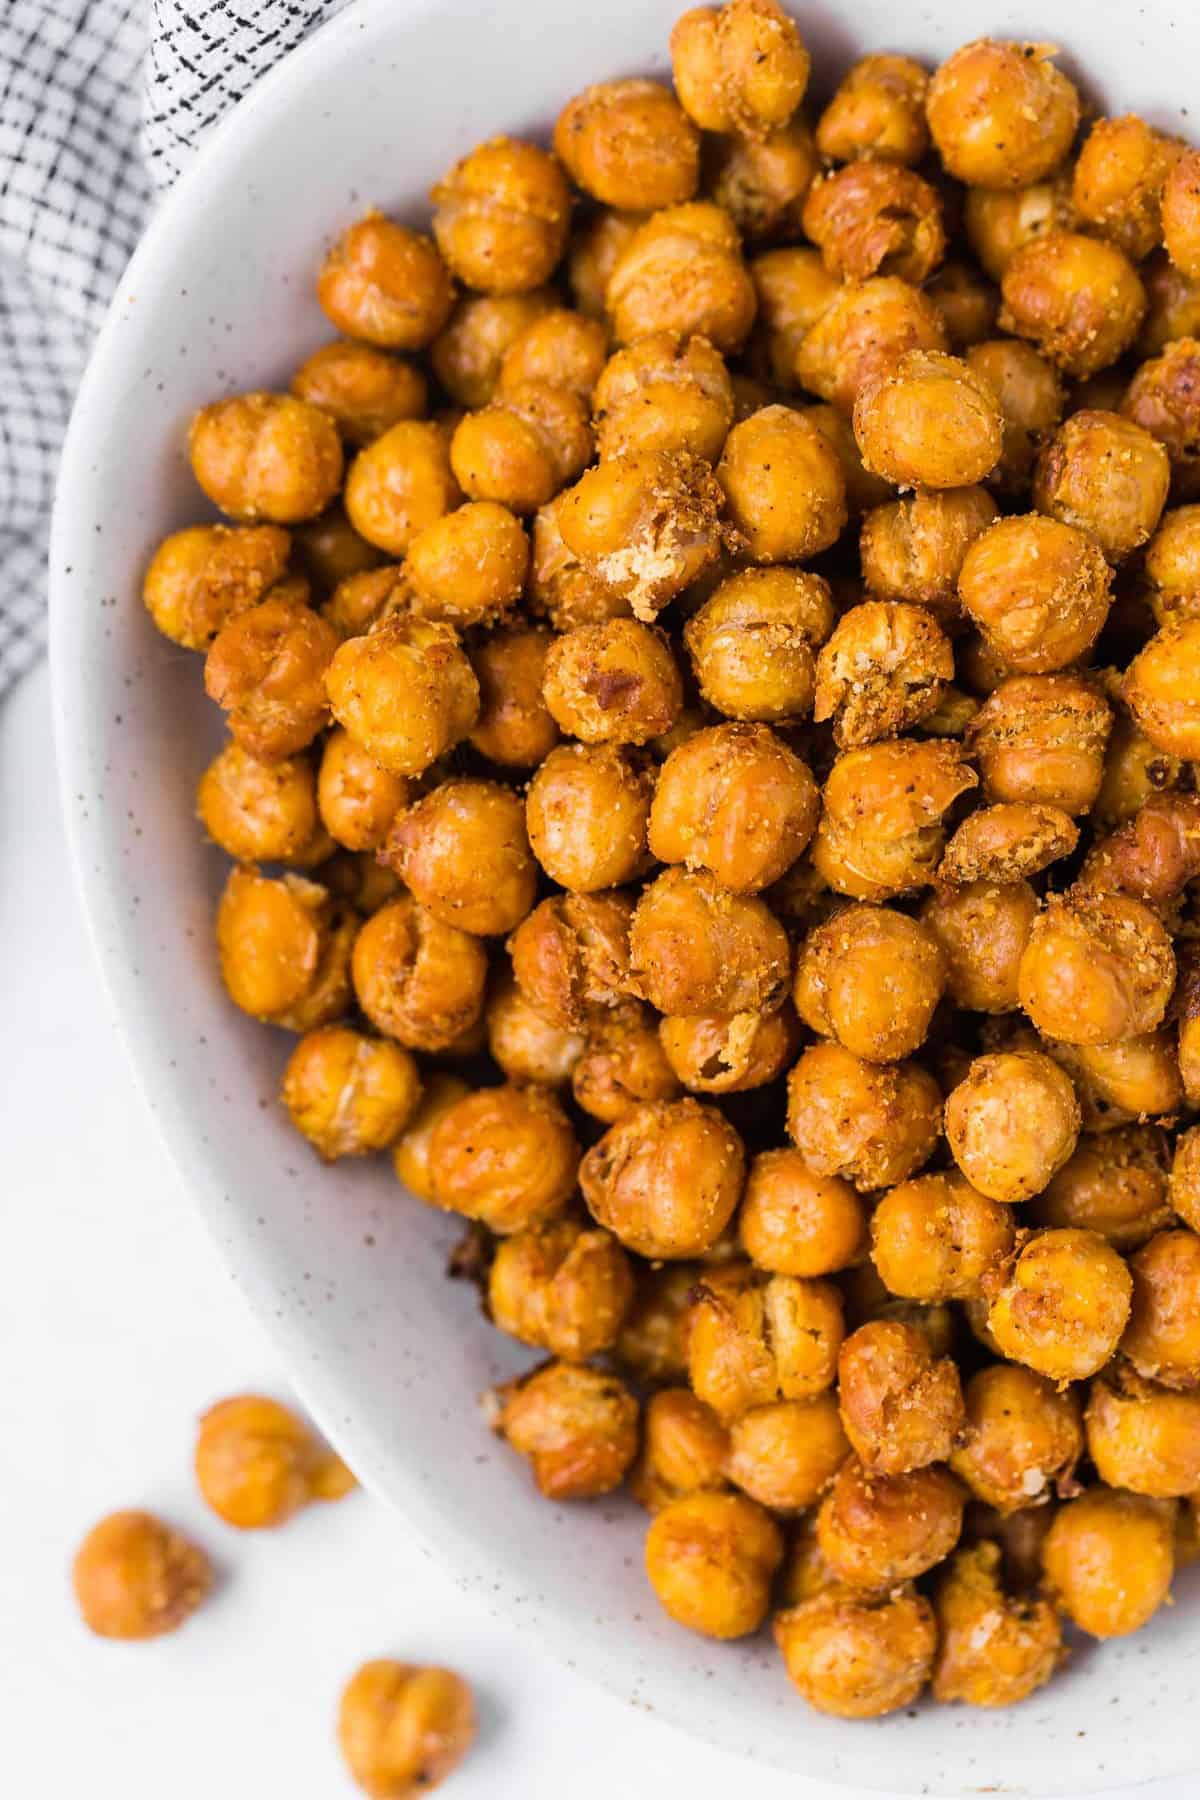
572 1001 682 1124
708 119 818 245
188 392 342 524
814 602 954 750
450 381 592 514
1087 1366 1200 1499
646 1491 783 1638
1018 891 1176 1046
632 1388 731 1512
774 1586 937 1719
527 493 630 631
786 1042 942 1195
488 1217 633 1360
814 739 978 902
962 1499 1055 1592
931 1541 1062 1708
142 522 291 650
670 0 809 136
816 52 929 165
508 890 634 1028
430 137 569 295
738 1150 866 1278
430 289 556 408
291 338 427 448
580 1096 745 1259
1094 710 1185 829
404 500 528 627
321 564 407 638
966 672 1112 813
837 1319 964 1475
466 625 559 769
945 1051 1080 1204
1143 505 1200 624
921 879 1037 1012
525 743 651 890
965 339 1065 496
684 567 831 723
1033 410 1170 564
958 514 1112 674
72 1511 211 1641
486 975 585 1088
1122 1228 1200 1389
383 779 535 938
859 487 996 623
614 1262 697 1383
727 1393 848 1513
1078 789 1200 909
648 722 817 893
315 728 408 853
592 333 733 464
950 1364 1083 1514
1052 1030 1185 1129
817 1457 964 1589
964 175 1077 283
999 232 1147 377
1138 251 1200 357
554 79 700 210
351 896 487 1050
1072 116 1185 261
659 1006 801 1094
198 739 325 866
195 1394 354 1528
984 1228 1133 1382
794 904 946 1064
317 211 453 349
216 866 354 1030
495 1360 638 1500
1162 147 1200 279
1030 1126 1172 1249
606 202 756 353
343 419 461 555
567 208 644 319
556 450 724 621
925 40 1080 189
749 246 840 388
925 261 1000 352
292 507 385 598
282 1026 421 1159
428 1082 578 1233
687 1264 845 1419
326 614 479 776
716 404 847 563
498 309 606 403
392 1073 470 1201
203 584 335 757
629 866 790 1016
795 274 948 415
803 162 944 286
1043 1487 1176 1638
544 620 683 747
1123 617 1200 758
871 1172 1015 1305
939 803 1078 887
338 1661 475 1800
1122 337 1200 497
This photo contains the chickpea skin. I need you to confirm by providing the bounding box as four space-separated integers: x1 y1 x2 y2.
488 1218 633 1360
1143 504 1200 623
203 586 335 757
573 1001 682 1124
646 1491 783 1639
1000 232 1146 378
430 288 557 408
749 246 840 388
985 1228 1133 1382
188 392 342 524
592 332 733 464
940 803 1078 887
1162 147 1200 280
72 1511 211 1640
142 522 291 650
965 339 1065 496
429 1083 578 1234
945 1052 1080 1204
684 567 831 723
1018 891 1176 1046
816 53 929 166
659 1007 800 1095
338 1661 476 1800
817 1458 965 1589
556 450 723 621
795 275 948 414
384 779 535 938
580 1096 745 1259
932 1541 1062 1708
606 202 756 353
687 1264 845 1419
1043 1488 1176 1638
542 619 683 746
794 905 946 1064
670 0 809 137
486 975 585 1087
786 1041 942 1194
198 740 326 866
291 338 427 449
648 722 818 893
317 212 452 349
450 381 592 515
925 40 1080 189
405 500 528 626
859 487 996 623
1122 1229 1200 1389
468 624 560 768
872 1172 1015 1304
803 162 944 287
351 895 487 1051
630 866 790 1017
554 79 700 211
967 673 1112 813
739 1150 866 1278
774 1586 936 1719
526 743 652 891
814 739 978 902
950 1364 1083 1513
195 1394 355 1528
633 1388 731 1512
814 602 954 750
495 1361 639 1500
216 867 354 1031
508 890 634 1028
1086 1367 1200 1498
431 137 569 295
717 404 847 563
1123 617 1200 758
837 1319 964 1475
960 514 1113 674
343 420 461 556
1034 410 1170 564
282 1027 421 1159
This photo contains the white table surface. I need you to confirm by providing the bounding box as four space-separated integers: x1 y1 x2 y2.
0 660 1188 1800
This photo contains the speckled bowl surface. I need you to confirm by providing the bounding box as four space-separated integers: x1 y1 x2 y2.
49 0 1199 1790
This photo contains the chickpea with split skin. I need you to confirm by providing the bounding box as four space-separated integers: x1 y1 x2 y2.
216 866 355 1031
450 380 593 515
488 1218 634 1360
932 1541 1062 1708
554 78 700 211
73 1511 211 1641
926 39 1080 189
684 566 832 724
1122 336 1200 498
343 419 461 556
629 865 790 1018
1121 1228 1200 1390
338 1661 476 1800
646 1491 784 1639
508 890 635 1030
647 722 819 894
725 1392 849 1513
858 486 997 623
816 52 930 166
1033 409 1170 564
195 1394 355 1529
525 742 652 891
428 1082 580 1235
204 585 337 759
871 1171 1015 1304
291 338 427 448
813 600 955 748
958 514 1112 674
794 903 946 1064
669 0 809 138
556 449 724 622
142 521 291 651
633 1388 731 1513
1031 1126 1173 1249
573 1000 682 1125
382 778 536 938
659 1006 800 1095
984 1227 1134 1383
351 894 488 1053
707 118 819 246
485 975 585 1088
775 1586 937 1719
814 738 978 902
606 202 757 354
803 161 945 286
966 673 1113 814
950 1363 1083 1513
817 1457 966 1590
282 1026 421 1160
686 1262 845 1420
495 1360 639 1502
945 1051 1081 1204
1018 890 1176 1047
317 211 453 350
1000 231 1147 378
430 136 570 295
581 1096 745 1260
794 274 949 415
592 332 734 464
431 288 557 409
836 1319 964 1476
198 739 329 867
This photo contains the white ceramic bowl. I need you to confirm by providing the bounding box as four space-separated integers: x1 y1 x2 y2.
50 1 1200 1790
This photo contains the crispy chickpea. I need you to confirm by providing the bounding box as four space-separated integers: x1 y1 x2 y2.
188 392 342 524
1054 1030 1185 1128
728 1393 848 1513
384 779 535 937
716 404 847 563
392 1073 470 1201
739 1150 866 1278
567 208 643 319
985 1228 1133 1382
326 614 479 776
921 879 1037 1013
528 493 634 632
606 202 756 353
614 1261 697 1383
498 309 606 402
509 890 633 1028
496 1360 638 1499
633 1388 731 1512
338 1661 475 1800
572 1001 681 1124
556 450 723 621
999 232 1146 378
964 1497 1056 1590
646 1491 782 1638
430 137 569 295
817 1457 964 1589
1086 1366 1200 1498
315 729 407 853
1072 115 1184 261
351 896 487 1051
198 739 325 865
465 624 559 769
216 866 354 1029
525 744 650 890
967 673 1112 813
950 1364 1083 1514
1043 1487 1175 1638
321 564 407 638
450 381 592 514
554 79 700 211
940 803 1078 887
142 522 291 650
1123 337 1200 497
749 246 839 388
707 118 818 245
659 1006 800 1094
786 1043 942 1195
72 1510 211 1641
1162 146 1200 279
774 1585 936 1719
794 905 946 1064
687 1264 844 1419
859 487 996 623
814 739 978 902
488 1217 633 1359
1031 1127 1173 1249
317 212 452 349
428 1082 578 1233
1018 891 1176 1046
959 514 1112 674
932 1541 1061 1708
1123 617 1200 758
592 333 733 464
291 338 427 448
837 1319 964 1475
1143 504 1200 624
544 622 682 748
581 1096 744 1259
670 0 809 136
404 501 528 627
964 174 1077 285
926 40 1080 189
195 1394 354 1528
1122 1229 1200 1389
343 419 461 555
816 52 929 165
203 585 335 757
1079 789 1200 908
684 567 830 723
430 289 556 408
1138 251 1200 357
925 261 999 352
648 722 817 893
281 1026 421 1159
965 339 1065 496
795 275 948 415
871 1172 1015 1305
945 1051 1080 1204
1033 410 1170 565
630 866 790 1016
803 163 944 287
814 602 954 750
486 975 585 1086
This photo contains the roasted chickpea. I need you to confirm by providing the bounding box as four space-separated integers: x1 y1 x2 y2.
281 1026 421 1159
291 338 427 448
1138 251 1200 359
815 739 978 902
816 52 929 165
999 232 1146 378
450 381 592 514
959 514 1112 674
1019 891 1176 1046
739 1150 866 1277
795 274 948 414
338 1661 475 1800
142 522 291 650
949 1363 1083 1515
774 1585 936 1719
630 866 790 1016
554 79 700 211
716 404 847 563
430 137 569 295
544 622 681 749
633 1388 731 1512
572 1001 682 1124
523 747 649 893
1143 504 1200 625
326 614 478 778
592 333 733 464
964 174 1077 284
837 1319 964 1475
613 1261 697 1384
940 802 1078 887
567 209 644 320
1123 337 1200 497
556 450 723 620
945 1051 1080 1204
216 866 354 1030
814 602 955 751
1093 711 1185 831
317 211 452 349
462 624 558 769
321 563 408 638
1122 1228 1200 1389
606 202 756 353
659 1006 800 1094
646 1491 782 1638
203 586 335 757
1086 1366 1200 1499
343 419 461 555
198 739 325 865
787 1041 943 1194
967 672 1112 814
384 779 535 937
727 1393 848 1513
794 904 946 1064
195 1394 354 1528
1162 146 1200 279
1123 616 1200 758
687 1263 844 1419
1053 1029 1185 1128
648 722 817 892
1043 1487 1176 1638
924 261 999 352
392 1073 470 1201
985 1228 1133 1382
188 392 342 524
1071 115 1184 261
817 1457 964 1589
290 509 384 600
748 246 839 388
1029 1126 1172 1250
858 487 994 625
488 1217 633 1360
932 1541 1062 1708
351 896 487 1050
431 289 557 408
803 162 944 288
683 567 830 723
495 309 606 403
428 1082 578 1233
921 880 1037 1013
670 0 809 136
496 1360 639 1499
581 1096 744 1259
509 890 633 1027
707 118 818 245
871 1172 1015 1305
926 40 1080 189
527 493 631 631
486 975 585 1086
1033 410 1170 565
313 729 406 853
72 1510 211 1641
965 339 1065 496
403 500 528 628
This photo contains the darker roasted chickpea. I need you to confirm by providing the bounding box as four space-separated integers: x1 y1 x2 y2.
1018 891 1176 1045
687 1263 844 1419
1123 617 1200 758
814 602 954 749
816 52 929 165
573 1001 682 1124
614 1261 697 1384
1051 1029 1184 1129
958 515 1111 674
525 744 651 891
726 1393 847 1513
606 202 756 353
684 567 831 722
1031 1127 1172 1248
1123 337 1200 497
925 261 999 352
795 904 945 1063
498 309 606 403
659 1006 800 1094
189 392 342 526
795 275 948 415
670 0 809 137
945 1051 1080 1203
739 1149 866 1277
1043 1487 1175 1638
1086 1366 1200 1498
999 232 1146 377
950 1364 1083 1512
344 419 461 555
72 1510 211 1641
557 450 723 621
488 1217 632 1359
921 879 1038 1013
775 1585 936 1719
338 1661 475 1800
486 975 584 1087
198 739 326 866
1073 116 1185 261
1143 505 1200 624
291 339 427 447
966 673 1112 813
803 162 944 286
431 137 570 295
985 1227 1133 1382
932 1541 1061 1708
292 506 385 597
1122 1229 1200 1389
749 246 840 388
633 1388 731 1512
429 1082 578 1233
965 339 1065 496
630 866 790 1016
405 500 528 626
431 289 557 409
926 40 1080 189
351 895 487 1050
717 404 847 563
450 381 592 515
1093 708 1186 828
205 588 336 758
815 739 978 902
317 728 409 853
1171 1127 1200 1233
708 119 818 245
786 1043 942 1193
281 1026 421 1159
964 175 1076 284
321 563 407 638
939 803 1078 886
646 1491 783 1638
1162 146 1200 280
859 487 995 624
509 890 634 1028
1078 789 1200 908
1138 251 1200 357
581 1097 744 1259
195 1394 354 1528
1034 410 1170 564
649 722 818 892
497 1360 638 1500
392 1073 470 1201
467 624 559 768
317 211 453 349
543 618 684 744
384 779 535 937
817 1457 964 1589
837 1319 964 1475
592 333 733 464
325 614 479 777
142 522 291 650
872 1172 1015 1304
554 79 700 211
216 867 355 1031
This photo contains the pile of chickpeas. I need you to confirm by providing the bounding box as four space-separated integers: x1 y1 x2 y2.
142 0 1200 1732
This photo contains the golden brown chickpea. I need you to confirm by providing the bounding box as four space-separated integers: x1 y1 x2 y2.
203 585 335 757
351 895 487 1051
72 1510 211 1641
556 450 723 621
384 779 535 938
343 419 461 556
1122 1228 1200 1389
314 728 407 853
1093 709 1185 829
450 381 592 515
632 1388 730 1512
939 802 1078 887
525 745 649 891
921 880 1037 1013
648 722 817 893
748 246 839 388
803 162 944 287
464 626 559 770
967 672 1112 814
924 261 999 352
1143 504 1200 624
670 0 809 136
188 392 343 524
999 232 1146 378
291 338 427 448
707 118 818 245
216 866 355 1030
1079 789 1200 909
1019 891 1176 1046
725 1393 846 1513
1052 1029 1185 1129
509 890 634 1028
965 339 1065 497
1123 337 1200 498
572 1001 682 1124
985 1228 1133 1382
1123 616 1200 758
630 866 790 1016
338 1661 475 1800
581 1096 744 1259
1086 1366 1200 1498
606 202 756 353
431 137 569 295
488 1217 633 1359
554 79 700 211
543 621 682 747
1171 1126 1200 1235
1072 115 1184 261
786 1042 942 1195
392 1073 470 1202
498 308 607 402
282 1026 421 1159
684 567 830 722
197 739 326 866
837 1319 964 1475
945 1051 1081 1204
801 404 893 516
428 1082 578 1234
430 289 557 408
1033 410 1170 565
1162 146 1200 279
687 1263 845 1419
142 522 291 650
961 514 1113 674
495 1360 638 1500
858 487 995 624
950 1363 1083 1514
613 1261 697 1383
739 1150 866 1278
1043 1487 1175 1638
774 1585 936 1719
404 501 528 627
795 274 948 415
567 208 644 319
931 1541 1062 1708
486 975 585 1087
1138 251 1200 358
659 1006 800 1095
292 507 385 598
964 175 1077 283
326 614 479 776
646 1490 783 1638
794 904 946 1064
1030 1126 1172 1250
871 1172 1015 1305
816 52 929 165
814 602 955 750
317 211 453 349
195 1393 354 1528
592 333 733 464
716 403 847 563
814 739 978 902
926 40 1080 189
817 1457 964 1588
320 563 408 638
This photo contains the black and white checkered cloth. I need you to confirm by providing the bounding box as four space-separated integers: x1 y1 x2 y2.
0 0 346 695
